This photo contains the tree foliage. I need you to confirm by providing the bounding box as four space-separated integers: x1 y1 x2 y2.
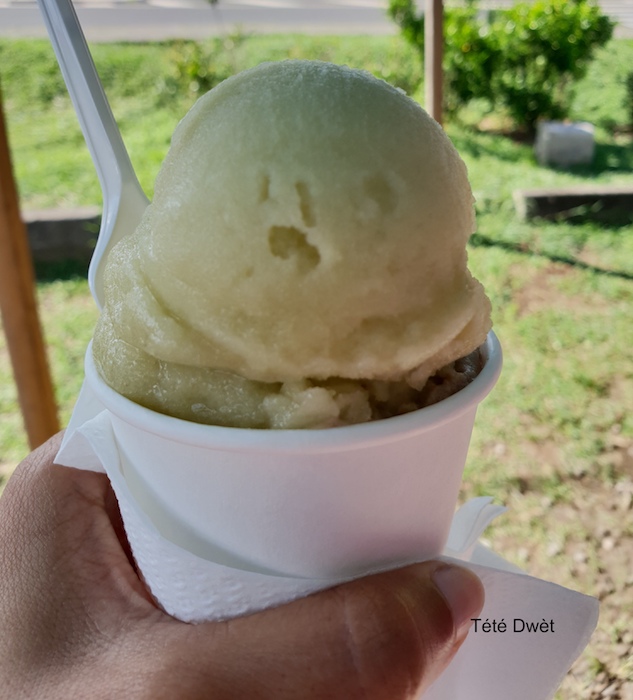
388 0 614 132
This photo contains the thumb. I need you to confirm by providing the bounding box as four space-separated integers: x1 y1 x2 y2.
185 561 484 700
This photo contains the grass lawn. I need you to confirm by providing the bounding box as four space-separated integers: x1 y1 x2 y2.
1 34 632 699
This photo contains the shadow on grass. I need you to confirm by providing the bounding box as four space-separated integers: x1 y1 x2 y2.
470 232 633 281
449 128 530 164
451 127 633 176
34 230 633 285
549 140 633 179
31 220 632 286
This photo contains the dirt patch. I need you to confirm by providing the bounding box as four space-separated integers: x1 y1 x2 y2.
476 117 534 144
472 259 633 697
514 262 612 317
481 437 633 699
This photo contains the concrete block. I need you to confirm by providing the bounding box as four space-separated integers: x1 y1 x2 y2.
534 121 595 167
23 207 101 264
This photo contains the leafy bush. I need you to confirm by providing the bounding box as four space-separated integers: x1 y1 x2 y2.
442 5 501 117
92 44 167 99
388 0 614 132
569 40 633 130
157 33 422 104
491 0 614 129
0 40 168 108
0 40 66 106
158 33 247 102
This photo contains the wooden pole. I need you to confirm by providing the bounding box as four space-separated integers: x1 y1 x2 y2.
425 0 444 125
0 87 59 450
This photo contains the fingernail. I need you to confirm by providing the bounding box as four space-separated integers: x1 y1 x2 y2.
432 564 485 637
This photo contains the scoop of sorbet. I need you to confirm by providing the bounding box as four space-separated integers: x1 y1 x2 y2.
92 59 491 429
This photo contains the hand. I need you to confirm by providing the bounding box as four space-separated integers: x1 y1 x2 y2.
0 434 483 699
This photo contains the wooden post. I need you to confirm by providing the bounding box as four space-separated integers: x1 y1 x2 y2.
425 0 443 125
0 87 59 450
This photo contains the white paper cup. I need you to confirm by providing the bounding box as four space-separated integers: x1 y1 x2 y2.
85 332 502 579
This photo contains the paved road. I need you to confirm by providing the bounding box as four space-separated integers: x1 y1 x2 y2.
2 0 394 40
0 0 631 41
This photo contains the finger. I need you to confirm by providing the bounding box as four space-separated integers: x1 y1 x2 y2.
155 561 484 700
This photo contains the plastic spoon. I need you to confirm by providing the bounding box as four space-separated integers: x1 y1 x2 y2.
36 0 149 309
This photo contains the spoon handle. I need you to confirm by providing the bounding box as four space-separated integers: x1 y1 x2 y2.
37 0 149 308
36 0 143 206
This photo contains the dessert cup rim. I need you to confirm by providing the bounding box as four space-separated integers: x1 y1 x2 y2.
85 331 502 453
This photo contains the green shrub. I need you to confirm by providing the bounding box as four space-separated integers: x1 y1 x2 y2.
443 5 501 117
156 32 424 107
0 40 66 106
0 40 168 108
388 0 614 132
570 40 633 130
158 33 247 102
491 0 614 130
92 44 167 99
